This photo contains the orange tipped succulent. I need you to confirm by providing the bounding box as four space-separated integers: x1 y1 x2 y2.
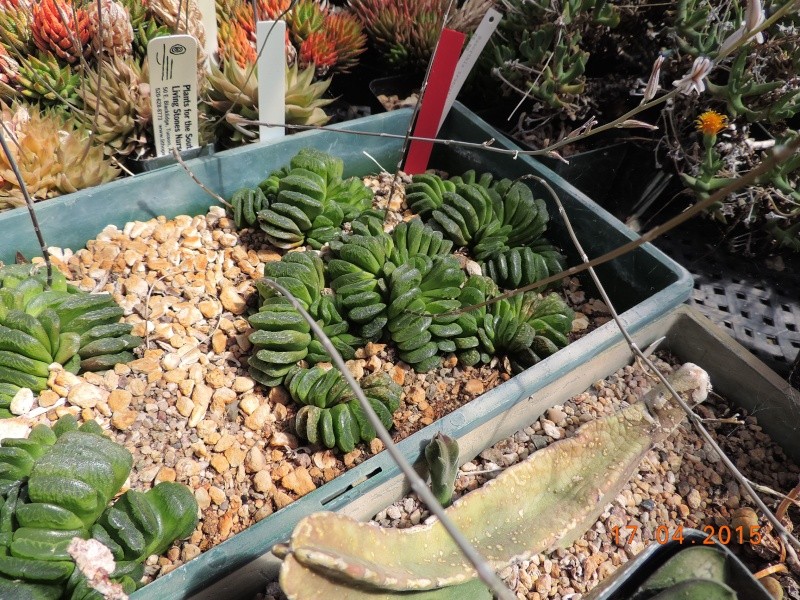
323 12 366 74
285 0 325 46
299 30 338 75
218 20 256 68
31 0 91 63
257 0 290 20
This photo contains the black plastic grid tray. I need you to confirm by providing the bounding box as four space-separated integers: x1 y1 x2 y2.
653 224 800 377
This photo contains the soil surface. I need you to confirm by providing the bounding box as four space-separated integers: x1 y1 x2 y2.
260 354 800 599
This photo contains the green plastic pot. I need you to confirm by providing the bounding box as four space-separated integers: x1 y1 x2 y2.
0 103 693 599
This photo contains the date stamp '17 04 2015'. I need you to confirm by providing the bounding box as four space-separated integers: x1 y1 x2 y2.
611 524 764 546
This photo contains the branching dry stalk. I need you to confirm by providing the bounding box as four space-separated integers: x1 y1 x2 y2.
257 278 516 600
537 172 800 569
0 125 53 287
171 146 232 208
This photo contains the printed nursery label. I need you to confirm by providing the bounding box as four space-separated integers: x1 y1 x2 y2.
257 20 286 142
148 35 200 157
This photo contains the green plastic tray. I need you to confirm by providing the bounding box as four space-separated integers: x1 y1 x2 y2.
0 103 692 598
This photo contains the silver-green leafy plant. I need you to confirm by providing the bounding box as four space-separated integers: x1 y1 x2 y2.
0 265 142 417
287 365 403 452
275 363 711 598
0 414 198 599
472 0 619 109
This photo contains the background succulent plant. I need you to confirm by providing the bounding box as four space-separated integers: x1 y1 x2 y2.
348 0 492 72
0 415 198 598
0 264 142 416
0 103 119 208
469 0 619 110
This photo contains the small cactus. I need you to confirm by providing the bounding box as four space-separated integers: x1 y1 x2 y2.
424 432 459 508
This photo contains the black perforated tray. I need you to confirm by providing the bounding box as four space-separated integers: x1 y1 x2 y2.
653 223 800 377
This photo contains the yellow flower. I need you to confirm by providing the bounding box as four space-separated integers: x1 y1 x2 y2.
695 110 728 136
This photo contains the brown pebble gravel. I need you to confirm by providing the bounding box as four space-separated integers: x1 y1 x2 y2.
21 174 608 585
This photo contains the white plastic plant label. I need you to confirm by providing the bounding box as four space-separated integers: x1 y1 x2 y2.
147 34 201 157
256 20 286 142
438 7 502 132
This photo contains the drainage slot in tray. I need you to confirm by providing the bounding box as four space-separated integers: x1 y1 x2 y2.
322 467 383 506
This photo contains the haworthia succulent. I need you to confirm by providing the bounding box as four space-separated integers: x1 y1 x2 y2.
0 416 198 596
277 364 711 597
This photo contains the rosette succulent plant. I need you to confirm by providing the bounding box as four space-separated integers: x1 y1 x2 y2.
0 415 198 597
204 59 334 146
0 103 119 209
349 0 491 72
0 264 142 416
405 170 565 290
286 366 402 452
227 148 373 246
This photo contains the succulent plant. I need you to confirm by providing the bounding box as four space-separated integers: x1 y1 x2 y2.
77 56 151 160
10 53 80 104
0 102 119 209
0 264 142 415
204 59 333 146
706 49 800 124
147 0 206 53
322 11 367 74
228 148 373 246
85 0 134 58
285 60 334 126
406 171 565 290
249 251 361 387
218 19 257 68
276 364 711 597
285 0 326 45
424 432 459 508
277 0 367 75
349 0 480 72
30 0 91 64
120 0 170 61
241 153 573 391
385 255 465 372
0 414 198 597
298 30 338 75
0 1 34 56
286 366 402 452
471 0 619 109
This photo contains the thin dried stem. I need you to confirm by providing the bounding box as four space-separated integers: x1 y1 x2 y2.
539 173 800 566
0 126 53 287
171 146 232 208
258 278 516 600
